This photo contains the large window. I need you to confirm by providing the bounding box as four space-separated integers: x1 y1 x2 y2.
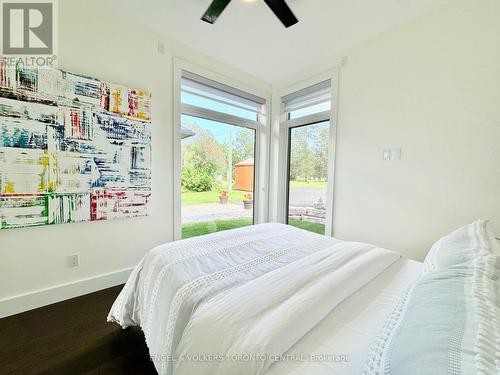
282 80 332 235
180 71 264 239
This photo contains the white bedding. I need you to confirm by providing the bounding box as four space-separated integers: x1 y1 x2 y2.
108 223 416 375
266 258 423 375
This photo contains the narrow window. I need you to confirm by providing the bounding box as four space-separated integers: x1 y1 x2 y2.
282 81 332 235
180 71 265 239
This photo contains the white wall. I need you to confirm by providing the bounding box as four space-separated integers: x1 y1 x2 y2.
0 0 271 317
272 0 500 261
2 0 499 317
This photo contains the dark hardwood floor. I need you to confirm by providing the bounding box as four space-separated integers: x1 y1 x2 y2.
0 286 157 375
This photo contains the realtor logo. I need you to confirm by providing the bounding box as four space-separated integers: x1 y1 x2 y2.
1 0 55 55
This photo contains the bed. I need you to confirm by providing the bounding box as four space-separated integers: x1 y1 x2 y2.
108 221 500 375
266 258 422 375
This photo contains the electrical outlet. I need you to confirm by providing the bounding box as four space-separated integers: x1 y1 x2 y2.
68 254 80 268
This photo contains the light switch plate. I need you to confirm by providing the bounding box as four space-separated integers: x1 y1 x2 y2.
383 148 402 161
157 41 165 54
383 149 391 160
391 148 401 160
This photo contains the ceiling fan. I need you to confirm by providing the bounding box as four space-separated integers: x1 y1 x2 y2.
201 0 299 28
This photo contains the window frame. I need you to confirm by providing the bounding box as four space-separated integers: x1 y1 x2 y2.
173 58 270 240
276 70 339 237
285 117 331 233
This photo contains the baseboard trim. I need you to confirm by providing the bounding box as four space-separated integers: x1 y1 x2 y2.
0 268 133 318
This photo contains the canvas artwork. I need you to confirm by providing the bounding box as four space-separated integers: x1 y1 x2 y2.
0 64 152 229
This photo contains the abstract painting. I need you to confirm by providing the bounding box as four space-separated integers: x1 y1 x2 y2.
0 63 151 229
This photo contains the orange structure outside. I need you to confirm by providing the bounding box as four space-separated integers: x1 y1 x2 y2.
234 158 254 192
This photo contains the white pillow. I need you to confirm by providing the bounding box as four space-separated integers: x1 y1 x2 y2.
365 250 500 375
424 220 498 273
486 221 500 255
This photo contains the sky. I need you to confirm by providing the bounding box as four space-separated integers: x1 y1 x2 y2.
181 91 256 143
180 85 330 144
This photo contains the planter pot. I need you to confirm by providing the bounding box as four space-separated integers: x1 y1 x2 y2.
219 196 228 204
243 201 253 210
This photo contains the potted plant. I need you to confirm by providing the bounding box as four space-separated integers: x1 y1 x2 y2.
219 190 229 204
242 193 253 210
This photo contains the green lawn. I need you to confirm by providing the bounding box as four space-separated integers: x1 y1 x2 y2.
182 182 324 206
182 218 253 239
182 190 247 206
181 218 324 239
289 181 327 189
288 219 325 234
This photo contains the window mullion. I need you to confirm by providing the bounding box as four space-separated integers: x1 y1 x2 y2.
283 110 331 129
181 103 260 130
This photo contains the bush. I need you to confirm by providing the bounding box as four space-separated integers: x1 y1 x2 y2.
182 164 216 192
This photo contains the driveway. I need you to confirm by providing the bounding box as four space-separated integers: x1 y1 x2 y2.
182 203 252 223
182 187 326 223
289 187 327 207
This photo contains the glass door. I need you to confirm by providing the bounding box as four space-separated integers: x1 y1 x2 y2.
178 70 264 240
181 114 256 239
286 121 330 235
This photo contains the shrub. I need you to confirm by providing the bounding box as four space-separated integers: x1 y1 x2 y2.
182 164 216 192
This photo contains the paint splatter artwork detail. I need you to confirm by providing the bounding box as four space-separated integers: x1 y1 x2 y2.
0 63 151 229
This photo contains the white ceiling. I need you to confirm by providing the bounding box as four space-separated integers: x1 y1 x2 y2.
103 0 451 83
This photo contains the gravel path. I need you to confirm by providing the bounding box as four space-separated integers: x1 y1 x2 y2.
182 203 252 223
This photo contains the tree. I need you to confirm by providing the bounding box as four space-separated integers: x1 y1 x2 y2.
234 129 254 162
290 126 314 182
312 125 329 181
223 128 255 173
289 123 329 183
181 122 227 191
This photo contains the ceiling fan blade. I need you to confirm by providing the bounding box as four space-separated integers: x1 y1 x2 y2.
263 0 298 28
201 0 232 24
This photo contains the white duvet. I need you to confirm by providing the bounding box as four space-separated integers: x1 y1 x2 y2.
108 223 400 375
